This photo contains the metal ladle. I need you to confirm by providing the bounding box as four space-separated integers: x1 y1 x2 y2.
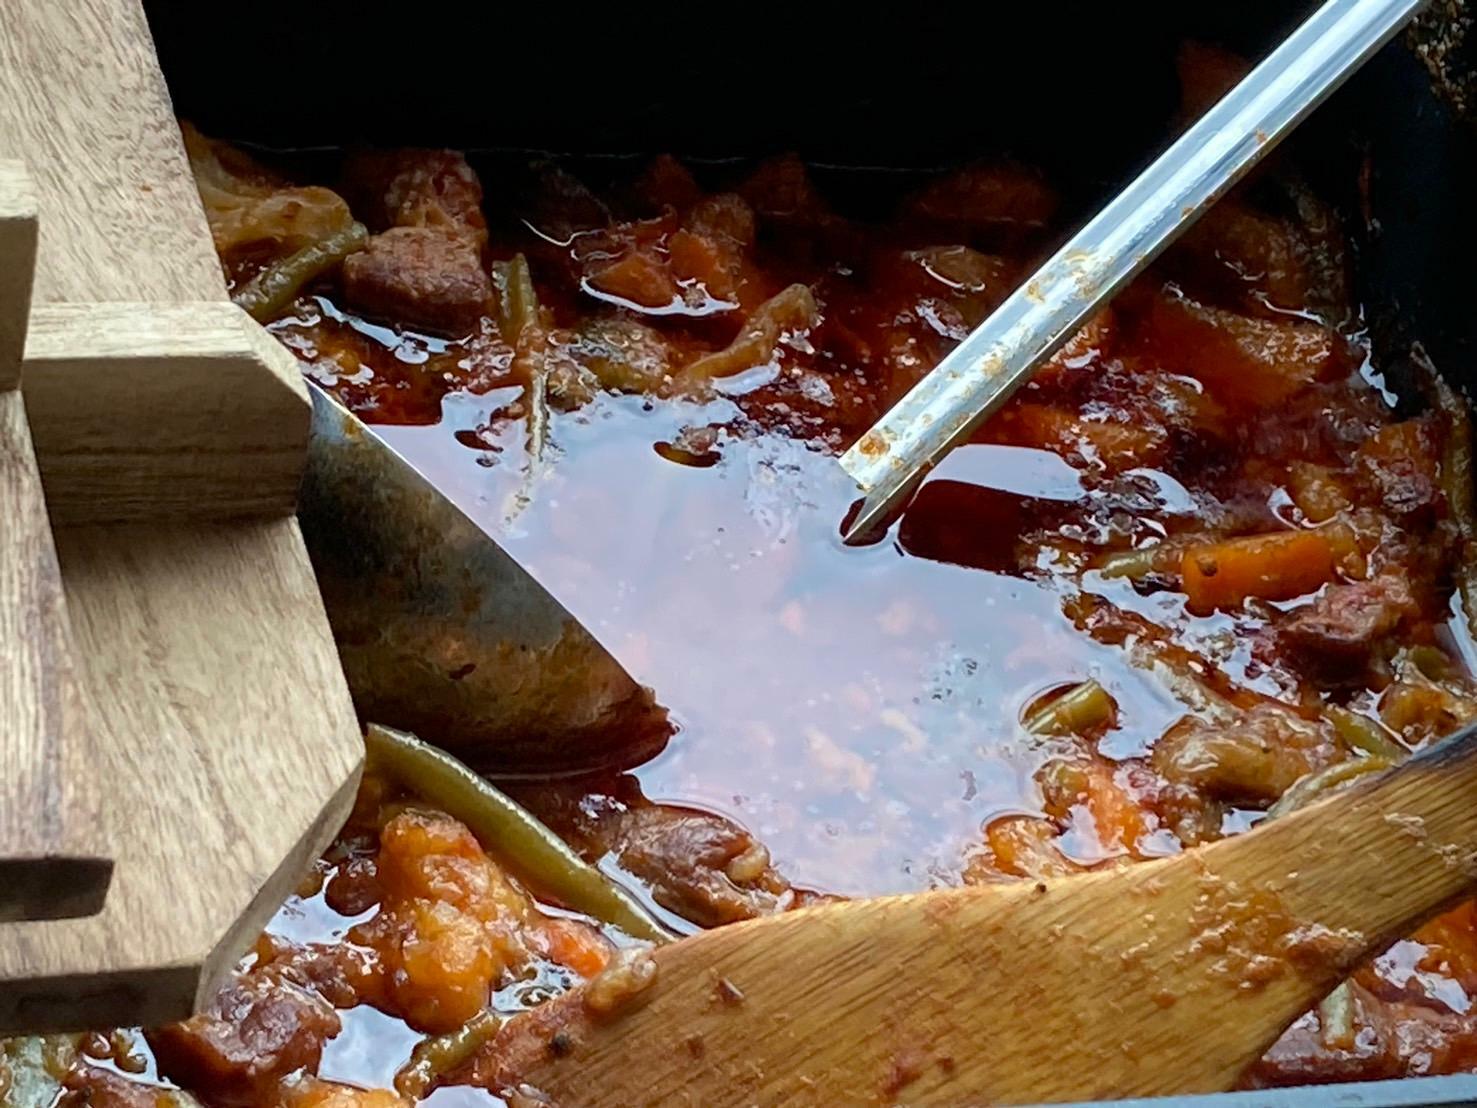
839 0 1429 544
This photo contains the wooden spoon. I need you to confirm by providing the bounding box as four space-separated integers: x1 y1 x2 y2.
479 722 1477 1105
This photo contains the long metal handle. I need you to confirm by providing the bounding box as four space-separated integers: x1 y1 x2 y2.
839 0 1427 543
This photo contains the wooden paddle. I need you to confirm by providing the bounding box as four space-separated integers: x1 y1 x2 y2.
482 722 1477 1105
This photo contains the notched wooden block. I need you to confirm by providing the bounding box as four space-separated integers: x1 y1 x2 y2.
22 300 310 524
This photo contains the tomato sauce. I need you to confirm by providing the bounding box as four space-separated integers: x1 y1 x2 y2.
20 49 1477 1101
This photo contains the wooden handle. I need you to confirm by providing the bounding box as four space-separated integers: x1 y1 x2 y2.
490 727 1477 1105
0 162 111 921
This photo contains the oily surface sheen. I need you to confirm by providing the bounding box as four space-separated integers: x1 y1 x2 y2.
21 46 1477 1103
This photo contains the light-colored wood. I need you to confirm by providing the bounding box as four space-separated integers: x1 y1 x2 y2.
0 388 111 921
494 734 1477 1105
0 519 361 1033
23 301 307 523
0 160 36 388
0 1 223 305
0 160 109 920
0 0 312 524
0 0 363 1029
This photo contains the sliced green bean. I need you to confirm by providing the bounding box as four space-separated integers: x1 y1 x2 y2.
1323 704 1408 762
395 1009 501 1099
364 725 673 944
1096 545 1180 581
1024 679 1115 737
232 221 368 322
494 253 539 343
1266 755 1393 819
1317 981 1356 1050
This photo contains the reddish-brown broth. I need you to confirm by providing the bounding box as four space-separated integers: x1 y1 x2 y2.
32 63 1477 1101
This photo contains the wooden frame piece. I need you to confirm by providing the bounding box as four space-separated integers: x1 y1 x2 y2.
0 164 112 922
0 0 363 1030
23 301 309 523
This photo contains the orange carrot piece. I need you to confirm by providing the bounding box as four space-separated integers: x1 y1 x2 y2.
587 248 680 308
537 917 612 979
1143 291 1350 409
1180 530 1336 615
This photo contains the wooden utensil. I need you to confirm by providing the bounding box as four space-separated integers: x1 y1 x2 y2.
486 724 1477 1105
0 0 361 1032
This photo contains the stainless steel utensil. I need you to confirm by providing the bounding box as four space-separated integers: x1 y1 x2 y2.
838 0 1429 544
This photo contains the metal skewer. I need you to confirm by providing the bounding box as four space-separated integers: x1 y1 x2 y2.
838 0 1428 544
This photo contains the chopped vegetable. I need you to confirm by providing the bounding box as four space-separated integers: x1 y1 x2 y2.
233 222 368 321
1023 679 1116 737
1180 530 1336 615
1323 704 1408 761
1266 755 1393 819
364 725 673 944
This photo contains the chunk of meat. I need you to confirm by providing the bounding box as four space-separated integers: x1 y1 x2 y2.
340 149 487 250
740 154 833 225
148 973 340 1107
513 780 797 928
1150 705 1339 804
632 153 703 212
1247 980 1477 1087
61 1064 189 1108
1141 289 1352 409
1278 576 1419 682
340 227 492 336
1355 418 1446 525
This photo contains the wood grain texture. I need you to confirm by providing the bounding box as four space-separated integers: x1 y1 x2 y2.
0 389 111 922
0 0 363 1029
0 161 36 388
0 0 223 304
0 519 362 1033
497 731 1477 1105
23 301 308 523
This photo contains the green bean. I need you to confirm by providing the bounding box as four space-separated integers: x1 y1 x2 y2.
1096 545 1179 581
1317 981 1356 1050
364 725 673 944
1323 704 1408 762
394 1009 501 1099
1266 755 1393 819
232 221 368 322
1024 679 1115 737
494 253 539 343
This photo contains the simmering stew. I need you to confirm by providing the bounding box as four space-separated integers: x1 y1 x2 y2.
13 42 1477 1106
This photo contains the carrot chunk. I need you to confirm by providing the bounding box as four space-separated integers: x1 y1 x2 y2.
1180 531 1336 614
1143 291 1350 409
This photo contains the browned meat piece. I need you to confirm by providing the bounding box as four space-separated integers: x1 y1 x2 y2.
1355 418 1446 526
513 778 795 928
340 227 492 336
61 1064 171 1108
1150 704 1339 804
341 149 488 249
1245 980 1477 1087
148 973 339 1107
1278 576 1419 682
